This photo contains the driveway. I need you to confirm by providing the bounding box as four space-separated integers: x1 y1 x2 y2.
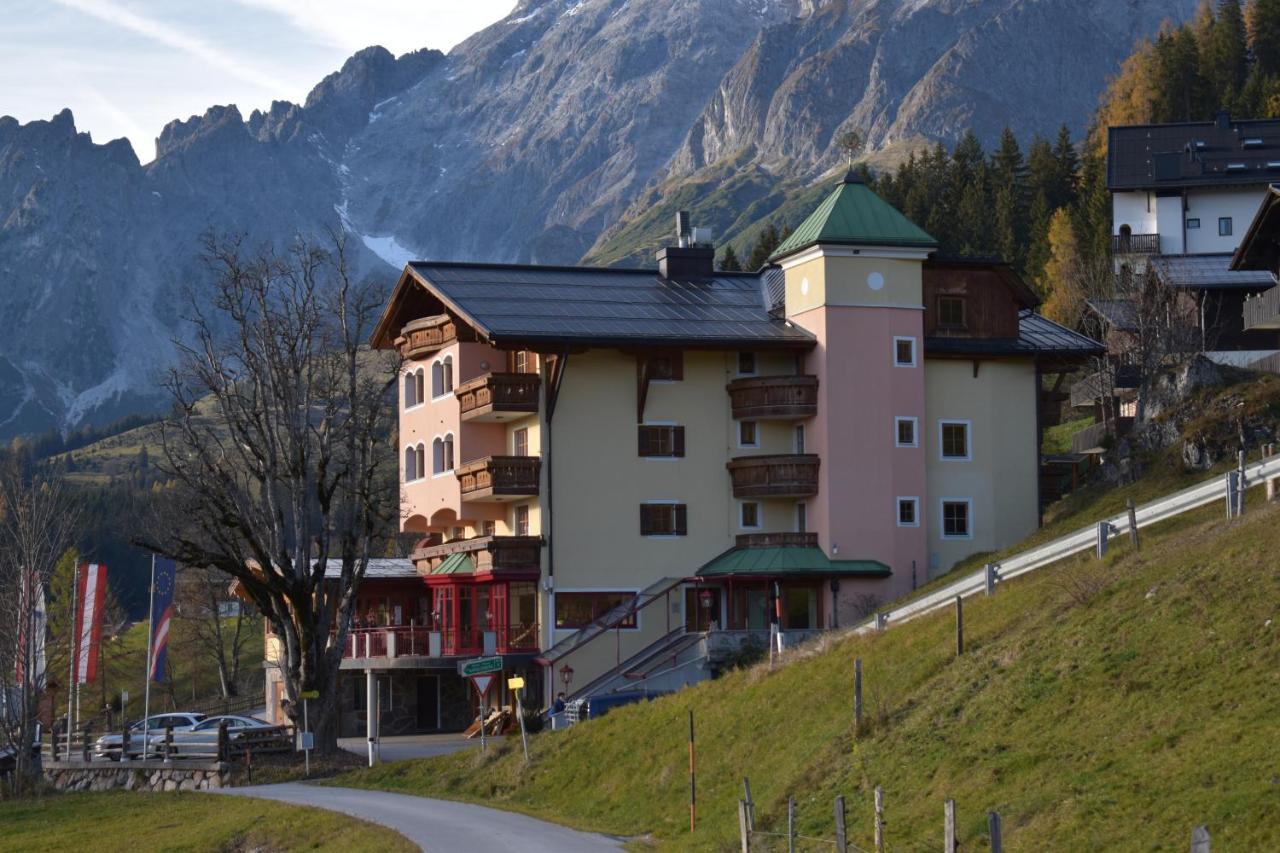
215 782 621 852
337 733 488 763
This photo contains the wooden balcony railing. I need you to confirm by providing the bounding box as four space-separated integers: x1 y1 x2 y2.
397 315 457 359
456 372 541 421
735 531 818 548
726 454 820 498
1110 233 1160 255
456 455 541 501
412 535 543 573
1243 286 1280 331
727 375 819 420
341 624 539 660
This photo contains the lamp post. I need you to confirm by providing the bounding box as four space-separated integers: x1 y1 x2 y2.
559 664 574 693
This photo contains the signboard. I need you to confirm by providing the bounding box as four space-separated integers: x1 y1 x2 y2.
471 674 494 697
296 731 315 751
299 689 320 700
507 676 525 690
459 656 503 677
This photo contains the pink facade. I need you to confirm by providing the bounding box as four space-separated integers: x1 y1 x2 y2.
793 305 929 606
401 340 509 532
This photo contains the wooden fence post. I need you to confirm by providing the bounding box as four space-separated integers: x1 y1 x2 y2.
1127 499 1140 549
1190 825 1210 853
119 724 129 762
51 728 60 762
688 710 696 833
944 798 957 853
162 724 173 763
955 595 964 656
217 720 229 763
737 799 749 853
743 777 755 831
874 786 885 853
787 796 796 853
988 811 1002 853
834 795 847 853
854 658 863 736
80 726 90 763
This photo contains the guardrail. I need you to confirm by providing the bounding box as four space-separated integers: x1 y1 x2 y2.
853 453 1280 636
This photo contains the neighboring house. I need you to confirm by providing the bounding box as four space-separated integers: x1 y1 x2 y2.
1232 183 1280 364
264 174 1100 735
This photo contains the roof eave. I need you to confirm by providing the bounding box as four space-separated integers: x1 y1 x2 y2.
770 237 939 264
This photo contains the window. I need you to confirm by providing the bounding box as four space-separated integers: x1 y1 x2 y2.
555 592 638 630
794 424 806 454
937 295 966 329
638 424 685 457
1186 217 1201 229
513 427 529 457
404 446 417 482
939 420 971 460
1219 216 1233 236
647 352 683 381
942 500 972 538
893 336 917 367
449 526 464 542
481 520 496 537
737 351 756 375
738 420 758 448
895 416 918 448
433 434 454 474
740 501 760 529
404 368 425 408
897 497 919 527
511 350 536 374
795 501 807 533
514 504 530 536
431 356 454 398
640 502 688 536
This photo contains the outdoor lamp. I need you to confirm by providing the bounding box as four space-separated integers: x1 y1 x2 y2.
699 588 713 609
559 664 574 688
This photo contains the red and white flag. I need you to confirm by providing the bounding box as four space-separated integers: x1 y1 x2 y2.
72 563 108 684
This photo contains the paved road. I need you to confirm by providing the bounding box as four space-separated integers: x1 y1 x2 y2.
337 733 486 763
215 782 621 852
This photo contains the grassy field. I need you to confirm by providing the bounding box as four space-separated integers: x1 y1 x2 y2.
0 791 414 852
331 496 1280 850
1040 413 1093 455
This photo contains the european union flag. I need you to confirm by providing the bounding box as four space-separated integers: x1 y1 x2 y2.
148 557 177 682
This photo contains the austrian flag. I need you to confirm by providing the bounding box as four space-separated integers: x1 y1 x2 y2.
73 563 108 684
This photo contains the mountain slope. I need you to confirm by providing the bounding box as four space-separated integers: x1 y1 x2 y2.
1 0 1198 437
333 494 1280 849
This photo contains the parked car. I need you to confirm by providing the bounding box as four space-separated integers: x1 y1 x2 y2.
92 712 206 761
566 691 665 724
167 715 282 757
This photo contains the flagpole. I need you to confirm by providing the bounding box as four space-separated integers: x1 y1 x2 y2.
65 561 78 759
142 553 156 758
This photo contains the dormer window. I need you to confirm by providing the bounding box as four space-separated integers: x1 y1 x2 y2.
937 295 966 330
1225 162 1248 172
1243 137 1264 148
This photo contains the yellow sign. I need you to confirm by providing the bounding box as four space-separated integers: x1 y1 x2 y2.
507 676 525 690
299 690 320 700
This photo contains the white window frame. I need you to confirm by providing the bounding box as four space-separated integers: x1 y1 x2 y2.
641 499 684 540
641 420 681 462
793 423 806 454
404 445 422 483
431 355 454 401
938 419 972 461
404 367 426 410
737 420 759 449
739 501 762 530
894 416 918 448
553 587 642 633
893 336 917 368
939 498 974 540
431 432 455 477
896 496 920 528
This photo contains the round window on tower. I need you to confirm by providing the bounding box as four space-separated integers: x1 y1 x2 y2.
800 276 810 296
867 271 885 291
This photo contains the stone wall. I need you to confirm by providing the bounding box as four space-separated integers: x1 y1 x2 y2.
43 760 231 792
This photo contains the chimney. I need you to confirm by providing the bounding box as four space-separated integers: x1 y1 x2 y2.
1216 109 1231 131
658 210 714 279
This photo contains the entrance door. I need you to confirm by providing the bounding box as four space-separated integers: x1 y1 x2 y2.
684 587 720 631
416 675 440 730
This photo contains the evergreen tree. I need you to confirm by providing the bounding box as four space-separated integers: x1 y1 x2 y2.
1249 0 1280 77
990 127 1026 191
746 223 781 271
718 244 743 271
1051 125 1080 208
993 182 1023 270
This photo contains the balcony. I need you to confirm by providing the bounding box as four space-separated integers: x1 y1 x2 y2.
413 534 542 573
341 623 539 662
1243 286 1280 331
735 531 818 548
1111 233 1160 255
456 372 541 422
727 375 819 420
456 456 541 501
726 454 820 498
398 315 457 359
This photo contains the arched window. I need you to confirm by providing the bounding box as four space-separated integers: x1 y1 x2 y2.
414 368 424 405
416 442 426 480
433 437 445 474
441 355 454 394
443 433 454 471
404 446 417 482
403 372 416 408
431 360 444 398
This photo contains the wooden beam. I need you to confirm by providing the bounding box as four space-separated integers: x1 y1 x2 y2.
545 351 569 422
636 354 652 424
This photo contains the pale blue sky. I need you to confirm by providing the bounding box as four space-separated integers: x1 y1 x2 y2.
0 0 515 162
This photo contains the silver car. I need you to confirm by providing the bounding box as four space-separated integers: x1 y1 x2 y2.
92 712 206 760
166 714 277 757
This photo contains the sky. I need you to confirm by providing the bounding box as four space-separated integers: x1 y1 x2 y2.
0 0 516 162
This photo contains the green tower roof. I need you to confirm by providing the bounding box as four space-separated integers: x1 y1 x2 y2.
770 172 937 262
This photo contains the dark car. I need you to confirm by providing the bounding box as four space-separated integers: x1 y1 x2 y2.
569 691 665 724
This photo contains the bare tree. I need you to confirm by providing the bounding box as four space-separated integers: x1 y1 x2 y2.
174 564 256 700
1122 264 1201 422
0 458 81 789
143 233 398 751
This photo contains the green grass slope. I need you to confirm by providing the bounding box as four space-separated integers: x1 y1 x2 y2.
334 498 1280 850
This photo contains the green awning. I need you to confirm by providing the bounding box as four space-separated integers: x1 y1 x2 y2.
696 546 890 578
770 172 937 262
431 553 476 575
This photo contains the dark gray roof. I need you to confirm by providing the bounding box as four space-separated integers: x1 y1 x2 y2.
1149 253 1275 290
1108 116 1280 190
407 262 815 349
1085 298 1139 332
925 310 1104 358
763 266 786 313
322 558 417 580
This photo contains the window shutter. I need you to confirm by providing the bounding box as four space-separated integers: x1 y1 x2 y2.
638 426 650 457
674 504 688 536
639 504 653 535
673 426 685 457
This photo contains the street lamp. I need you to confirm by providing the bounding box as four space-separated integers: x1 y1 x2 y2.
559 664 574 692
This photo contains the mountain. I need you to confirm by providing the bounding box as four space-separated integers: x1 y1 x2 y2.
0 0 1197 438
